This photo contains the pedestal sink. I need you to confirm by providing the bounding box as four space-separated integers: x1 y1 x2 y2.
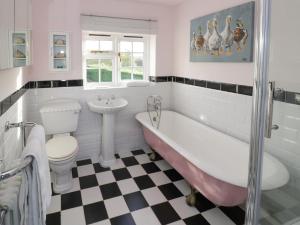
88 97 128 167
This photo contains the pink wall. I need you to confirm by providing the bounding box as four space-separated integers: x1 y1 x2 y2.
0 67 30 102
30 0 174 81
173 0 254 86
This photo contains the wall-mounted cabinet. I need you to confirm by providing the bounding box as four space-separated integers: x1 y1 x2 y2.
49 32 70 72
0 0 32 70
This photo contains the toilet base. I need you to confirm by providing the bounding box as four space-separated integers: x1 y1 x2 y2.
99 155 116 168
52 170 73 193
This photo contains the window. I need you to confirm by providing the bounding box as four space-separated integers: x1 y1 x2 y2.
83 32 151 87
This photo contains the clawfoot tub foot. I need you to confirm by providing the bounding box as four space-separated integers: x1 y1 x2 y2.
186 186 197 207
149 151 157 161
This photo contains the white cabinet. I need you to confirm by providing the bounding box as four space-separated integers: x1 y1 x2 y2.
49 32 70 72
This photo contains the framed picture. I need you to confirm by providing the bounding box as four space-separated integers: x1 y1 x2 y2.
190 2 255 62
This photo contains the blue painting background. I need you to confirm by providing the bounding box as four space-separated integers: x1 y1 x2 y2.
190 2 255 62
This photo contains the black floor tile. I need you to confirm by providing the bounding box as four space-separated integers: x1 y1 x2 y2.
134 175 155 190
84 201 108 224
110 213 136 225
164 169 183 181
72 167 78 178
151 202 181 224
141 162 161 174
122 156 139 167
131 149 145 155
194 192 216 212
94 163 110 173
77 159 92 166
112 168 132 181
79 174 98 189
219 206 245 225
100 182 122 200
184 214 210 225
124 191 149 212
61 191 82 210
46 212 61 225
158 183 183 200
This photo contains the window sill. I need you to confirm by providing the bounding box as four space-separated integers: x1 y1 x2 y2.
83 81 154 90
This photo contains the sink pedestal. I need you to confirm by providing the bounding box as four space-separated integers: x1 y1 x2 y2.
99 114 117 167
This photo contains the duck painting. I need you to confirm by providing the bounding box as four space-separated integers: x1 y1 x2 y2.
203 20 213 53
195 26 205 52
220 15 234 55
208 18 222 55
190 1 254 62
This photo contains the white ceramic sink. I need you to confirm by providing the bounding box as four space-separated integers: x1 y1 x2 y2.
87 98 128 114
87 96 128 167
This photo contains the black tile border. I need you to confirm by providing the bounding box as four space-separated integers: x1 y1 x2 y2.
149 76 300 106
0 79 83 117
1 77 299 118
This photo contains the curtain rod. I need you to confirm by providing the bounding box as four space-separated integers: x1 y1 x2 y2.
80 14 157 22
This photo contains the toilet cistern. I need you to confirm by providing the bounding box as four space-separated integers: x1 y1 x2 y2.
87 96 128 167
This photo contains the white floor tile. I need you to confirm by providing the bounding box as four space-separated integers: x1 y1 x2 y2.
127 165 147 177
96 171 115 185
117 178 139 195
168 221 186 225
169 197 199 219
118 151 133 158
47 195 61 214
149 171 171 186
77 164 95 177
90 220 111 225
135 154 150 164
155 160 172 171
132 207 161 225
61 207 86 225
174 180 190 196
81 186 103 205
202 208 236 225
104 196 130 218
110 159 125 170
141 187 167 206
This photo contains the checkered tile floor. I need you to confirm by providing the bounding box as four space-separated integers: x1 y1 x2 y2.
46 149 245 225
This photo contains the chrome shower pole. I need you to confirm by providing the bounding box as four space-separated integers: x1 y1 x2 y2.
245 0 272 224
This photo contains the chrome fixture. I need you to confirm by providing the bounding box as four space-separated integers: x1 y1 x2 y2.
245 0 272 224
147 95 162 129
0 206 8 225
5 121 36 147
265 81 279 138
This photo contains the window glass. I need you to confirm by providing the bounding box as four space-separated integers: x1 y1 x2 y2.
133 67 143 80
100 59 112 82
120 53 132 67
120 41 132 52
133 53 143 67
121 67 132 80
133 42 144 52
99 41 113 52
86 40 99 51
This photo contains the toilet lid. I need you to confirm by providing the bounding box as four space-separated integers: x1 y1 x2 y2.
46 136 78 160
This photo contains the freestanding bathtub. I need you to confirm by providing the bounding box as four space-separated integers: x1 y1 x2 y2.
136 111 289 206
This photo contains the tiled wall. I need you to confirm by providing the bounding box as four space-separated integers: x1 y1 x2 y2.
0 92 28 172
25 83 172 161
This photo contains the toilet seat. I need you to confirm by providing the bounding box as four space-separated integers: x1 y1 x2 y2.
46 136 78 161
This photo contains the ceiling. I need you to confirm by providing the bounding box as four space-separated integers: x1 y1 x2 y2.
133 0 186 6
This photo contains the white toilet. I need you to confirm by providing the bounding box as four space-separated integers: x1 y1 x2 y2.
40 98 81 193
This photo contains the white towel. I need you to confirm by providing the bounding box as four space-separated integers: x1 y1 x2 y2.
18 125 51 225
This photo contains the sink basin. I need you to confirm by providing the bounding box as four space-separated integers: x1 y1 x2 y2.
88 98 128 114
87 96 128 167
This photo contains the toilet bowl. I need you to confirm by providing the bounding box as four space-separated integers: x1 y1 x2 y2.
47 135 79 193
40 98 81 193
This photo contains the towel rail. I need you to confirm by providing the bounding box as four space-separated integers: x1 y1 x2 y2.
0 206 8 225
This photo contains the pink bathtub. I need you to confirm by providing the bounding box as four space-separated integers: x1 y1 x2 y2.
136 111 289 206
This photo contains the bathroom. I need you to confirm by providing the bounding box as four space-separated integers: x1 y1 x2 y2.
0 0 299 224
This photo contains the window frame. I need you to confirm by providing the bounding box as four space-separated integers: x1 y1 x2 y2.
82 32 150 87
